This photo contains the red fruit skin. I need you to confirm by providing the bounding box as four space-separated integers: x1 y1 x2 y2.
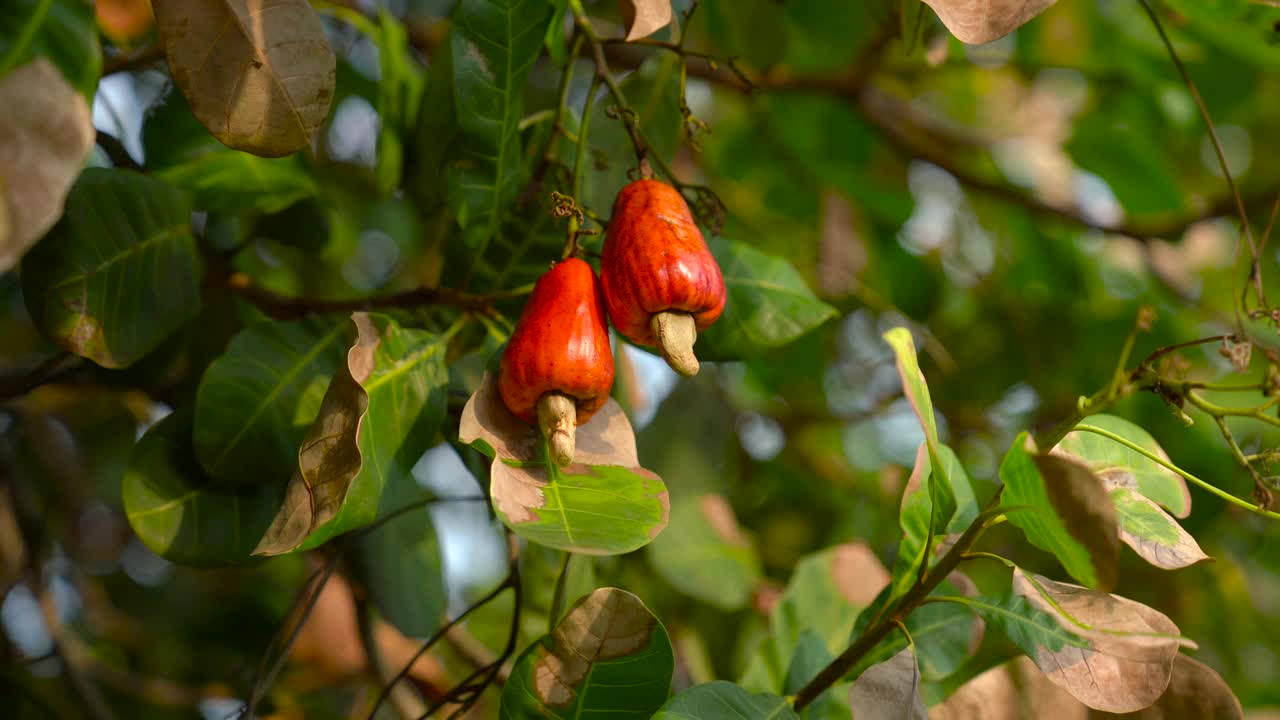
498 258 615 426
601 179 726 347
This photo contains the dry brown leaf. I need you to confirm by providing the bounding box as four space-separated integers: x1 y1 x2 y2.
255 314 378 555
533 588 657 706
618 0 674 41
849 646 928 720
930 657 1088 720
1033 453 1120 590
152 0 336 157
0 59 94 272
831 542 892 607
922 0 1058 44
1013 569 1192 713
818 191 867 297
1092 654 1242 720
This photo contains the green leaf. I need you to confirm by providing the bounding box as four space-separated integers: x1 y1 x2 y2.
21 168 203 369
123 409 282 567
143 90 320 213
647 493 762 610
697 238 838 360
460 371 670 555
354 496 445 638
653 682 799 720
1058 414 1191 517
1066 116 1186 215
0 0 100 98
447 0 556 249
194 317 349 488
884 327 957 535
1000 434 1115 588
890 443 975 599
254 313 452 555
740 544 888 693
1109 487 1209 570
500 588 673 719
956 593 1087 660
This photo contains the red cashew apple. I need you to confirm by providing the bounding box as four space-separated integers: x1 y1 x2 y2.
601 179 726 377
499 257 615 467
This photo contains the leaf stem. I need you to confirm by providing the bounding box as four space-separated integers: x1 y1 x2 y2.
792 494 1001 711
548 551 572 634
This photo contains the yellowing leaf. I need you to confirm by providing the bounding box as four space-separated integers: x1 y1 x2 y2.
618 0 674 41
0 59 94 271
922 0 1057 44
152 0 336 157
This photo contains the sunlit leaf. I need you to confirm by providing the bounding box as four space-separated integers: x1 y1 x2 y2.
653 682 799 720
151 0 336 157
1000 435 1116 589
848 646 927 720
922 0 1058 44
647 493 762 610
21 169 203 369
1013 569 1194 713
255 313 450 555
500 588 673 719
123 409 281 567
0 58 94 272
697 238 838 360
194 317 348 488
460 371 669 555
1057 414 1191 518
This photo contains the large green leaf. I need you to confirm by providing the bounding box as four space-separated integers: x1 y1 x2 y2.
0 0 100 97
21 169 203 369
123 410 281 567
354 485 445 638
697 238 838 360
1057 414 1191 517
1000 434 1116 589
460 371 669 555
143 90 319 213
647 493 762 610
447 0 556 249
194 317 349 488
653 682 799 720
500 588 673 719
784 631 847 720
254 313 452 555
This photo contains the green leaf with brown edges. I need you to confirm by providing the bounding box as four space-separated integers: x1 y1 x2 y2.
1057 414 1191 518
499 587 674 719
1108 487 1209 570
459 372 669 555
21 168 203 369
1000 435 1117 589
254 312 451 555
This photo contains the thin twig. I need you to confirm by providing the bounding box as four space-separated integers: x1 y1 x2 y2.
226 273 526 319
